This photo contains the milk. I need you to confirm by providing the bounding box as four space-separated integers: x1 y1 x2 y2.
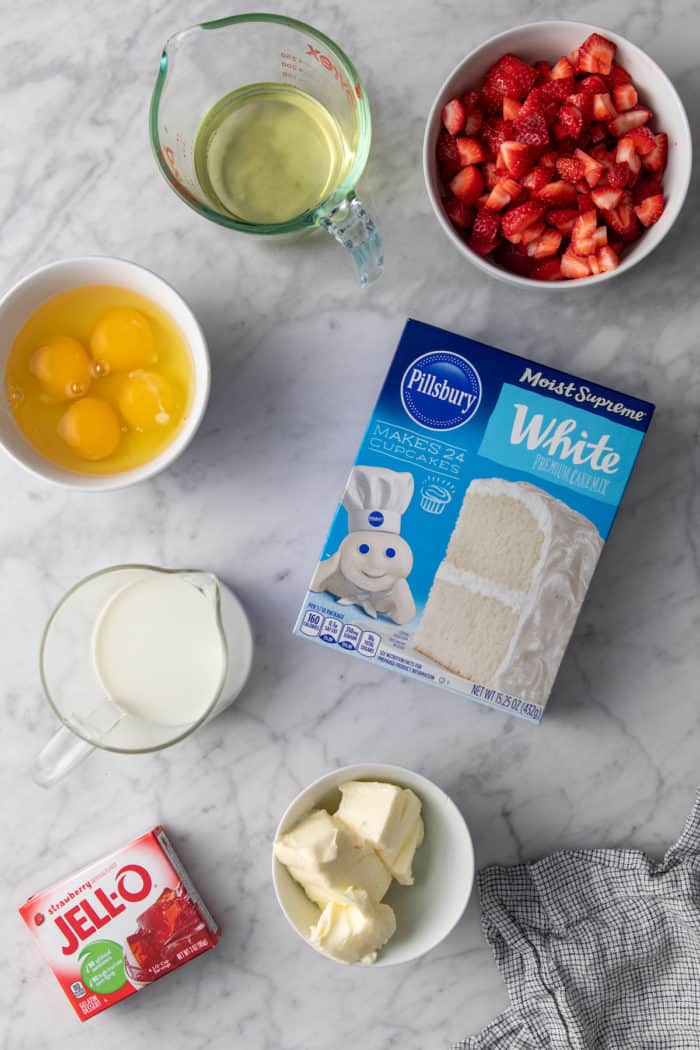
92 574 226 727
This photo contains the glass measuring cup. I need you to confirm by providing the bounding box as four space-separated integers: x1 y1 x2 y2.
149 14 383 286
34 565 253 787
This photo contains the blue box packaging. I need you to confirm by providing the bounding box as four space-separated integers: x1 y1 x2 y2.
294 320 654 722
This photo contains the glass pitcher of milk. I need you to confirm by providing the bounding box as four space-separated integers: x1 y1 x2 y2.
34 565 253 786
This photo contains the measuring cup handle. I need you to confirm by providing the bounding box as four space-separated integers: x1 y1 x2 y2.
319 193 383 286
33 727 95 788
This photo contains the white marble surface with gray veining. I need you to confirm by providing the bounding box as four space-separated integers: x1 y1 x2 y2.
0 0 699 1047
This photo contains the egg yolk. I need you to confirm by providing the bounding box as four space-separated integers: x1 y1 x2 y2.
58 397 122 460
90 308 156 374
30 336 91 401
117 370 175 430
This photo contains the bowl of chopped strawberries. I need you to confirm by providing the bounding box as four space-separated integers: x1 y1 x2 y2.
423 21 691 285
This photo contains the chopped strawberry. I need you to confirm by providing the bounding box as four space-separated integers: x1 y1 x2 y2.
503 97 522 120
444 196 474 228
499 141 537 179
484 53 538 104
520 221 546 246
591 186 623 210
546 208 579 235
556 155 585 182
578 191 595 213
481 118 515 159
496 244 536 277
551 56 575 80
450 165 485 204
571 209 598 255
436 130 462 178
609 64 631 86
482 161 500 188
606 161 630 188
580 75 608 95
568 92 594 124
536 180 578 206
561 248 592 278
521 165 551 193
554 103 584 141
569 46 580 66
609 107 652 137
592 93 617 121
542 77 577 101
643 132 668 172
633 173 663 203
592 225 608 247
588 254 602 275
616 136 642 178
534 60 551 82
513 110 550 147
533 257 563 280
456 136 487 165
590 122 609 144
526 227 562 258
442 97 466 135
597 245 620 271
574 148 604 187
485 177 522 210
501 200 547 242
577 33 616 76
635 193 664 227
463 92 485 135
604 193 641 240
539 149 559 169
469 206 501 254
626 126 656 155
613 83 638 112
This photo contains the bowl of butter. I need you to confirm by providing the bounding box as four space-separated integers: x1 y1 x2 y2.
272 763 474 966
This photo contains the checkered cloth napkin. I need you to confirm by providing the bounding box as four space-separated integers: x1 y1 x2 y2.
455 792 700 1049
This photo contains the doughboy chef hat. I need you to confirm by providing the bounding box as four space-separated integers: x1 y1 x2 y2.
342 466 414 535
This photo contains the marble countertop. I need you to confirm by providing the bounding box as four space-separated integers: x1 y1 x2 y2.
1 1 699 1047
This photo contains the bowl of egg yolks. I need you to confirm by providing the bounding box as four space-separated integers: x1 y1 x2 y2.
0 257 210 490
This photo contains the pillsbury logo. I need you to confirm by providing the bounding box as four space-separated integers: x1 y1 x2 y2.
368 510 384 527
400 351 482 431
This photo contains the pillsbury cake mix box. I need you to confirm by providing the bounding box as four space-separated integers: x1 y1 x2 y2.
294 319 654 723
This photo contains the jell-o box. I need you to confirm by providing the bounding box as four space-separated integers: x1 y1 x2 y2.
18 826 220 1021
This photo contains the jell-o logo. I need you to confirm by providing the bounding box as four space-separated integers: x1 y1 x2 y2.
54 864 153 955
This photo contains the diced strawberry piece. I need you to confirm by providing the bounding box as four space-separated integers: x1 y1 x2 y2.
571 209 598 255
604 193 641 241
589 254 602 275
476 192 491 208
456 136 487 165
462 91 485 135
591 186 623 209
521 166 551 193
556 155 585 182
444 196 474 229
613 83 638 111
436 130 462 178
539 149 559 169
496 244 536 277
609 107 652 137
526 227 562 258
551 56 575 80
606 161 630 188
462 90 482 113
590 122 609 144
635 193 664 227
521 82 573 124
499 140 537 179
574 148 604 187
592 226 608 247
561 247 592 278
482 161 499 188
554 103 584 141
597 245 620 271
533 257 563 280
633 174 663 203
484 53 538 103
442 98 466 135
592 93 617 121
543 77 577 101
578 191 595 213
481 119 515 159
469 206 501 255
503 97 522 120
626 126 655 156
577 33 616 76
616 136 642 177
501 200 547 243
568 92 594 124
643 132 668 172
513 110 550 147
485 177 522 211
450 165 485 204
536 180 578 206
520 221 546 246
534 60 551 83
546 208 579 235
609 64 632 87
580 75 608 95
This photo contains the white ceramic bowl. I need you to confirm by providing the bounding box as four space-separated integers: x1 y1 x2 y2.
272 762 474 967
0 256 210 489
423 20 692 288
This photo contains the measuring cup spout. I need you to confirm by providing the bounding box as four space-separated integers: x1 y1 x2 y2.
320 194 384 286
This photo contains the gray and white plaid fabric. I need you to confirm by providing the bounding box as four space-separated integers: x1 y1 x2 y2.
455 792 700 1049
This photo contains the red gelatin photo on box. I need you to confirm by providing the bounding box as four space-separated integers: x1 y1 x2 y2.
18 827 220 1022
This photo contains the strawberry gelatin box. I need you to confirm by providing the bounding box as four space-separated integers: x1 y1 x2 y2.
19 826 220 1021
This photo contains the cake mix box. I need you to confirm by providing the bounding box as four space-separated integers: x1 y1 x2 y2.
18 827 220 1021
294 319 654 723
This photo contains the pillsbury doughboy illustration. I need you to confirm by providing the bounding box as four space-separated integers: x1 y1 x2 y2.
310 466 416 625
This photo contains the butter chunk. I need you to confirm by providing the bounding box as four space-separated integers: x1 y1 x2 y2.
273 808 391 907
309 890 396 965
336 781 424 885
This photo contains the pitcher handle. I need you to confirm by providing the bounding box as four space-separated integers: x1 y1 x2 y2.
319 194 383 286
33 727 95 788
